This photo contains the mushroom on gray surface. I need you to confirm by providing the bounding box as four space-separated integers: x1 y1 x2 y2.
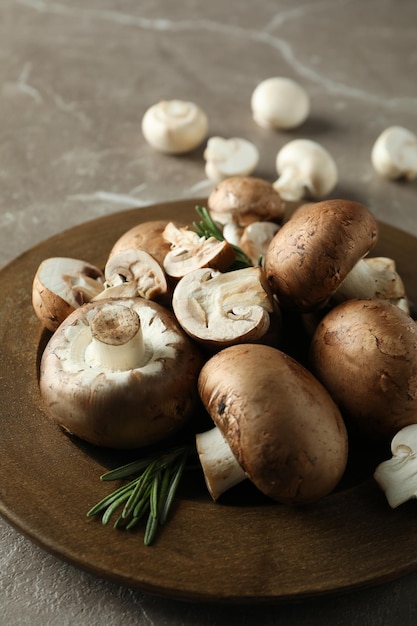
374 424 417 508
310 298 417 442
196 343 348 503
250 77 310 130
264 199 380 312
172 266 279 348
32 257 105 332
141 99 208 154
39 297 203 448
371 125 417 180
204 136 260 183
273 139 338 202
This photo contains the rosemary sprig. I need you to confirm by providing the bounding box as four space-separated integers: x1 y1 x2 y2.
87 445 191 546
193 205 253 269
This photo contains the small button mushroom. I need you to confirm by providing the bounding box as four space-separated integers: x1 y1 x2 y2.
172 266 279 349
207 176 285 227
310 299 417 442
97 248 170 305
141 99 208 154
203 136 260 183
239 221 280 266
264 199 380 312
371 125 417 180
39 298 203 448
162 222 236 278
250 77 310 130
32 257 105 332
374 425 417 508
273 139 338 202
196 343 348 503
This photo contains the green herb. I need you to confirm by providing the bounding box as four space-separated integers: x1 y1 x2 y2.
193 205 252 269
87 445 191 546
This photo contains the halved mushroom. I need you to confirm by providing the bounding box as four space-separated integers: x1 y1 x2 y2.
162 222 235 278
39 297 204 448
310 299 417 442
196 343 348 503
172 266 279 348
374 424 417 508
32 257 105 331
264 199 379 312
207 176 285 227
94 248 170 305
204 136 260 183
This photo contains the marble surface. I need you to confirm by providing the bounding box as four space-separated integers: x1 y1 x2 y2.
1 0 417 624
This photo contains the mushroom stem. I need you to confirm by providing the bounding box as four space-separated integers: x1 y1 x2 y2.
84 303 146 371
374 425 417 508
333 257 407 304
196 426 247 500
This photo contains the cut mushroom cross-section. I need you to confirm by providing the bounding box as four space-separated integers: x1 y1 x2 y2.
172 266 277 347
39 297 203 449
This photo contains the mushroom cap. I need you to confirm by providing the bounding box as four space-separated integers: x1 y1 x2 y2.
371 125 417 180
141 99 208 154
39 297 203 449
264 199 379 312
310 299 417 441
207 176 285 227
251 77 310 130
198 343 348 504
204 136 260 183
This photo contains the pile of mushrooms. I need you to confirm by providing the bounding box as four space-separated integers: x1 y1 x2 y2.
32 177 417 513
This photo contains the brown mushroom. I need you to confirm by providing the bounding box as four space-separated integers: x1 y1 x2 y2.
207 176 285 227
310 298 417 442
39 297 203 448
196 343 348 503
32 257 105 331
264 199 379 312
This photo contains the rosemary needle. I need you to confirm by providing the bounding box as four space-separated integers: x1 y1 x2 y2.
87 445 192 546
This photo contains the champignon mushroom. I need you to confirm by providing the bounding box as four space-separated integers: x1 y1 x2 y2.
207 176 285 227
264 199 379 312
95 248 170 305
32 257 105 332
374 424 417 508
172 266 279 348
162 222 235 278
39 297 204 448
196 343 348 503
310 299 417 442
371 126 417 180
203 136 259 183
250 77 310 130
239 221 280 266
141 99 208 154
273 139 338 202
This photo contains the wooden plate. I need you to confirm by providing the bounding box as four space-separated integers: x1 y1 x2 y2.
1 199 417 604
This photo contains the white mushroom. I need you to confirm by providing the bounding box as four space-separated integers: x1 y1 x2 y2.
32 257 105 331
374 425 417 508
371 126 417 180
141 99 208 154
273 139 338 202
250 77 310 130
203 136 259 183
39 298 203 449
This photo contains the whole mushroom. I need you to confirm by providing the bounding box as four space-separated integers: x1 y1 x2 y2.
250 77 310 130
264 199 382 312
204 136 260 183
273 139 338 202
371 126 417 180
310 299 417 442
39 297 203 448
196 343 348 503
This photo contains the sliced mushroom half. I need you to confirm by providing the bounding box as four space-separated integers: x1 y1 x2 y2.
172 266 278 348
32 257 105 331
